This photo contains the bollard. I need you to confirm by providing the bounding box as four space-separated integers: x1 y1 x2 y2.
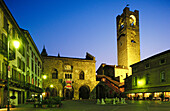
123 98 127 104
101 98 105 105
97 99 100 104
121 98 123 104
113 98 116 104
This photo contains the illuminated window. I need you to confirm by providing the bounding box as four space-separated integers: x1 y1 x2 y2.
129 15 136 27
79 71 84 80
160 71 165 82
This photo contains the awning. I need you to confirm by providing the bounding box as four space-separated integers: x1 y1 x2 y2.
125 86 170 93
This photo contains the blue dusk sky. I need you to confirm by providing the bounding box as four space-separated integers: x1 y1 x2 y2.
4 0 170 69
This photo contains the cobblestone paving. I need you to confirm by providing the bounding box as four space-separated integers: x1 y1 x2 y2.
0 100 170 111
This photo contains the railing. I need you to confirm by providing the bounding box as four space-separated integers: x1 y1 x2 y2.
0 71 42 93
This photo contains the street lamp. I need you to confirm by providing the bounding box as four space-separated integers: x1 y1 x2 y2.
50 84 54 88
7 25 20 111
42 75 47 80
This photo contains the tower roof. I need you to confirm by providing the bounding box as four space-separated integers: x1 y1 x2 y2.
41 45 48 56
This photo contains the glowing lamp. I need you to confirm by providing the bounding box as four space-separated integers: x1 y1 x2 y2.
42 92 46 96
13 40 20 49
42 75 47 79
138 80 144 86
50 84 54 88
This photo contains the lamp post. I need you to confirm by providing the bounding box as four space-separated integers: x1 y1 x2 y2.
6 24 20 111
42 75 47 99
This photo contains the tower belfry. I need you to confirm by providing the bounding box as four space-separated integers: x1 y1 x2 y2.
116 7 140 68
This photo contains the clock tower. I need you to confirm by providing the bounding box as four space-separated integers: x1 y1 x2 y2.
116 7 140 68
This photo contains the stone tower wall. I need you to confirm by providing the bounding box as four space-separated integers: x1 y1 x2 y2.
117 7 140 69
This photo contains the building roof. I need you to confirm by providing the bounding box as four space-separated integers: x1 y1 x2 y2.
131 49 170 67
96 75 124 87
42 52 96 62
20 29 42 61
96 63 128 73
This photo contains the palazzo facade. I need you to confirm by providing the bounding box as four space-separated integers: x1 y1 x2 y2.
41 47 99 100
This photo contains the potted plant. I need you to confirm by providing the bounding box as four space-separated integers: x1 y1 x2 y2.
53 96 62 107
42 99 48 108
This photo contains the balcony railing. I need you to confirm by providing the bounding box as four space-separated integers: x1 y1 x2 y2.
0 71 42 93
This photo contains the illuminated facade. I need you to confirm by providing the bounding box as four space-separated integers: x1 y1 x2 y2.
117 7 140 69
125 50 170 100
41 47 98 100
0 0 42 106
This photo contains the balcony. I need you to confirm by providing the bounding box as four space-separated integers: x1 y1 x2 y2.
9 77 26 89
0 40 15 60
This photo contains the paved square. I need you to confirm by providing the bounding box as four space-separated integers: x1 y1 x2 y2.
0 100 170 111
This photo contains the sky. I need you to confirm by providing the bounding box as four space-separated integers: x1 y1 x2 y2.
4 0 170 69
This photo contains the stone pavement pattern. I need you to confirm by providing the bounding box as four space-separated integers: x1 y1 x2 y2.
0 100 170 111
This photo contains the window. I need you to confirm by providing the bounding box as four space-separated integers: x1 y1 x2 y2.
65 74 72 79
32 60 34 71
2 33 7 50
22 61 25 72
146 74 150 84
12 67 17 81
12 28 15 39
120 24 124 29
129 15 136 27
160 59 166 65
134 77 137 86
145 63 150 69
27 45 29 52
131 40 136 43
35 77 37 86
52 69 58 79
79 71 84 80
130 21 134 26
26 72 30 83
160 71 165 82
2 61 7 79
35 65 37 74
120 42 122 46
18 73 21 81
27 55 29 68
17 57 21 69
3 16 8 31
